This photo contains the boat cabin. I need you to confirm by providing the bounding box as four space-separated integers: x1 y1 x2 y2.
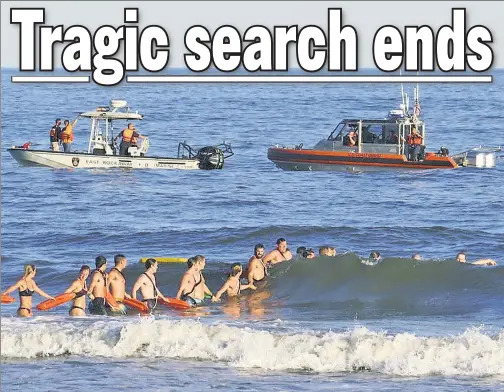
78 100 146 156
313 114 426 156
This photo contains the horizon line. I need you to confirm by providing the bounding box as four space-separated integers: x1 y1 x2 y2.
11 75 493 84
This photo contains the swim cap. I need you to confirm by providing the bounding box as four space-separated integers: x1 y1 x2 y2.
95 255 107 269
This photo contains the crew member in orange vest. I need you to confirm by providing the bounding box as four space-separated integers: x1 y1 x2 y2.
60 117 79 153
406 127 423 161
114 123 145 156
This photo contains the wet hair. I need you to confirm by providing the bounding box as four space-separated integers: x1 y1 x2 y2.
230 263 242 277
456 251 466 258
276 238 286 245
114 254 126 266
254 243 264 252
319 246 330 255
95 255 107 269
56 118 61 123
79 265 91 273
187 257 195 269
370 251 381 260
145 258 157 270
23 264 36 279
193 255 205 264
64 119 70 125
297 246 307 255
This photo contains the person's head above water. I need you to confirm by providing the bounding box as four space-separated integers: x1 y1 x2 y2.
369 251 381 261
456 252 467 263
297 246 307 255
230 263 242 277
412 253 422 261
254 244 265 258
276 238 287 252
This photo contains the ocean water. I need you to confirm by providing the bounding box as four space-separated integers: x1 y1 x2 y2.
1 68 504 391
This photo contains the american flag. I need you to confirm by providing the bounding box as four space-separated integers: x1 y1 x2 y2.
414 99 421 117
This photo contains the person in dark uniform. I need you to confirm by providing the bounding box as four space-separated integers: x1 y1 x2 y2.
49 118 62 152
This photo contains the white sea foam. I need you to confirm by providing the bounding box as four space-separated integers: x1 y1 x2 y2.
2 317 503 376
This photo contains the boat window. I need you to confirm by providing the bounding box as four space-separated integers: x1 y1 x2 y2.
360 124 382 144
328 122 345 141
383 123 400 144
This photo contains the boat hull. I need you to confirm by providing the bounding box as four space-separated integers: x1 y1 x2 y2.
267 148 458 171
8 148 200 170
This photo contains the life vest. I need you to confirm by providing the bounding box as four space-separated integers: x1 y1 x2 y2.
61 125 74 143
407 133 423 145
121 128 134 143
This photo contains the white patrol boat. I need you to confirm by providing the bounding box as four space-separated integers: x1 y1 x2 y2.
8 100 233 170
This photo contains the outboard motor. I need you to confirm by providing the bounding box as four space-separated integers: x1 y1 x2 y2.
196 146 225 170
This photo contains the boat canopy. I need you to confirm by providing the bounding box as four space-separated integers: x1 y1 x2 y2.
79 110 143 120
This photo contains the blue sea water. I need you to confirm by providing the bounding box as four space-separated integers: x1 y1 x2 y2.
1 68 504 391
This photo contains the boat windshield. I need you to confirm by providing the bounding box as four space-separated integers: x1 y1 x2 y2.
328 122 346 141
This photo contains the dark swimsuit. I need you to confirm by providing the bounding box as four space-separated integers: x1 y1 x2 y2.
70 285 87 313
18 287 34 314
141 273 158 310
88 270 108 315
181 273 203 305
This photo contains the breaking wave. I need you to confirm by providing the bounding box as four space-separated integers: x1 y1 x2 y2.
2 318 504 376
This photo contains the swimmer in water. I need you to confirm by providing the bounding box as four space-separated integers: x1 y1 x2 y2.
264 238 293 265
212 263 256 302
247 244 267 288
456 251 497 266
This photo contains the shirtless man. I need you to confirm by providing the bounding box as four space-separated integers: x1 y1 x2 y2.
87 256 109 315
106 254 130 315
213 263 255 302
176 255 214 306
263 238 293 265
108 254 131 302
456 251 497 266
247 244 267 287
131 258 168 310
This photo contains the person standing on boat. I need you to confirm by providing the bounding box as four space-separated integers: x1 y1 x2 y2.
49 118 62 152
407 127 423 161
60 117 79 153
115 123 145 156
263 238 293 265
131 258 168 310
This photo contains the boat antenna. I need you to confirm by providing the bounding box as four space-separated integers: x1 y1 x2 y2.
400 69 405 110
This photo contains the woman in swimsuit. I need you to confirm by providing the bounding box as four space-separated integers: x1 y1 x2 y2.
1 264 54 317
212 263 256 302
64 265 91 316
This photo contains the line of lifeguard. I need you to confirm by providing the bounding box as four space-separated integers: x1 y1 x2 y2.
0 238 293 317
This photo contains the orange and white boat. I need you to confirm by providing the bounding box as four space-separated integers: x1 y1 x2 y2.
268 86 500 172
